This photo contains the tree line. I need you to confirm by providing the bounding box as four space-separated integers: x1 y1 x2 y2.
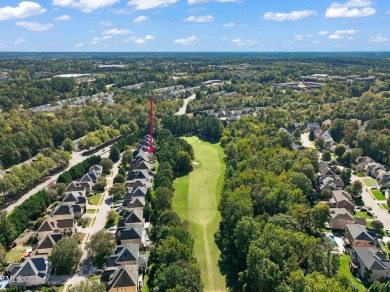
146 129 203 291
216 117 357 291
0 190 51 247
0 149 70 205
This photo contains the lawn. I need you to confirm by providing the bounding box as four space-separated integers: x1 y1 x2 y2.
339 255 366 292
354 211 374 219
86 208 96 214
88 193 103 205
361 178 377 187
173 136 226 292
356 171 365 177
367 221 385 235
5 246 26 264
381 203 390 210
372 190 386 200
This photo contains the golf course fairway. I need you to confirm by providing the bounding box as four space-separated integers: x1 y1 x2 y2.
173 136 226 292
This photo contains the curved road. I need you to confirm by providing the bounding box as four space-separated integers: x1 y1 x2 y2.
175 94 196 115
4 147 112 214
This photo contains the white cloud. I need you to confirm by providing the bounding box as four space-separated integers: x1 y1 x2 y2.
184 15 213 22
329 34 343 39
101 21 112 26
312 41 320 44
334 29 357 34
132 34 154 44
318 31 329 35
0 1 46 20
188 0 208 3
294 35 304 41
306 34 313 38
75 43 84 47
133 16 148 23
52 0 119 13
13 37 25 45
263 10 317 21
325 0 375 18
231 38 256 46
386 11 390 15
128 0 178 10
369 36 388 43
55 14 71 21
16 21 54 31
102 28 130 35
91 35 112 44
224 22 235 27
174 35 198 45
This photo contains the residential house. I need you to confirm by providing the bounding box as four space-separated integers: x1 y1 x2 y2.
345 224 377 247
320 177 345 191
355 156 375 171
89 165 103 177
51 203 84 220
5 256 50 288
124 187 147 206
116 223 143 247
78 172 98 184
31 233 64 256
367 163 386 179
379 171 390 185
118 210 144 227
319 166 337 179
34 218 75 240
123 197 146 210
61 192 87 206
330 190 355 213
329 208 366 230
106 244 140 267
351 247 390 283
306 122 320 130
101 265 139 292
64 182 86 196
130 161 154 172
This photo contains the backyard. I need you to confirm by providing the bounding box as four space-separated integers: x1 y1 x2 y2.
339 255 366 292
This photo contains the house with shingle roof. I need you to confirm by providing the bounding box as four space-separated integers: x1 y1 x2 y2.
345 224 377 247
116 223 143 247
101 265 139 292
89 165 103 177
51 203 84 220
62 192 87 206
330 190 355 213
106 244 140 267
329 208 366 230
118 210 144 227
351 247 390 282
35 218 75 240
5 256 50 288
64 182 86 196
31 233 64 256
123 197 146 210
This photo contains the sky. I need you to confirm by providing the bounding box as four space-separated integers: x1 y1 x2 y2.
0 0 389 52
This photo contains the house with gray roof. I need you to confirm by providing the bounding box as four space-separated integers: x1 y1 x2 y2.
62 192 86 206
5 256 50 288
330 190 355 213
118 210 144 227
31 233 64 256
51 203 84 220
345 224 377 247
64 182 86 196
100 265 139 292
123 197 146 210
329 208 365 230
106 244 140 267
89 165 103 177
351 247 390 282
34 218 75 240
116 223 143 247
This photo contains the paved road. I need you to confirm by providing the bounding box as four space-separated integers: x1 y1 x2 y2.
175 94 196 115
63 153 122 291
3 147 111 214
352 174 390 230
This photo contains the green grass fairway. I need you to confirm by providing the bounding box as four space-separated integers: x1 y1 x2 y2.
173 136 226 292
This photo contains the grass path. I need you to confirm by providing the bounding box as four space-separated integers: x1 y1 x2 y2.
173 136 226 292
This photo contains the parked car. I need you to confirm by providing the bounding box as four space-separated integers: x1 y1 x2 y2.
386 230 390 237
108 226 117 231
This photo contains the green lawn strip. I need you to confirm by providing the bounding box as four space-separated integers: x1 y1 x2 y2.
353 211 374 219
380 203 390 210
86 208 96 214
5 246 26 263
361 178 377 187
372 190 386 200
88 193 103 205
142 275 149 292
173 136 226 292
356 171 365 177
88 275 101 281
338 255 366 292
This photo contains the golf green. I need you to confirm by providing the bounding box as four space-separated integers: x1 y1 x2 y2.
173 136 226 292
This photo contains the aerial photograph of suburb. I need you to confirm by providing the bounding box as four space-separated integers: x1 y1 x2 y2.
0 0 389 291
